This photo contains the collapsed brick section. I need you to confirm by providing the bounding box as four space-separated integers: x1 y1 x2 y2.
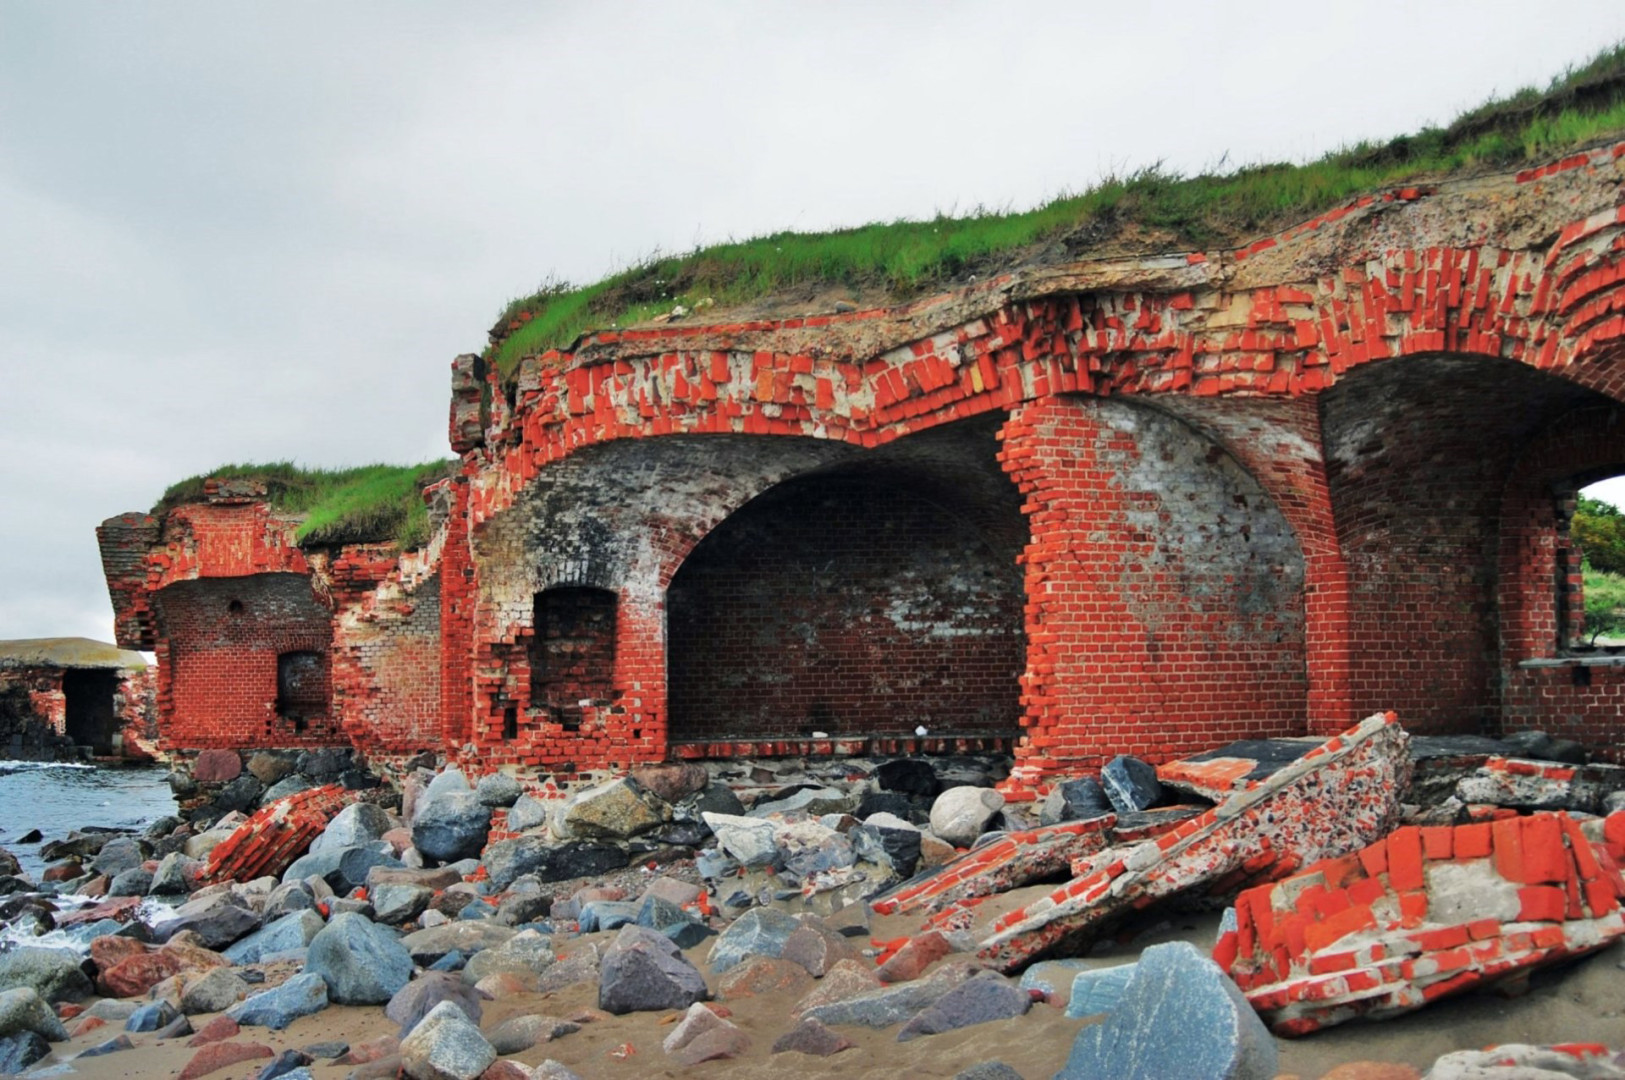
1218 810 1625 1034
100 144 1625 776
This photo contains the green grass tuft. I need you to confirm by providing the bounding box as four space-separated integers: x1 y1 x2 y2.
488 40 1625 378
153 461 456 549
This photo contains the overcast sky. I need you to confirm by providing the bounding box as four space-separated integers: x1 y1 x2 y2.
3 2 1624 644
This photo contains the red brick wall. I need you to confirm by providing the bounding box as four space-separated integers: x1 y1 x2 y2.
666 473 1025 742
154 573 343 749
999 395 1307 786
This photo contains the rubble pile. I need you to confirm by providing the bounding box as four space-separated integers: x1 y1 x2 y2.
1217 810 1625 1034
198 786 352 886
2 714 1624 1077
972 713 1412 971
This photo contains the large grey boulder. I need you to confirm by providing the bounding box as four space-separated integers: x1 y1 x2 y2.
701 812 778 867
706 907 800 974
401 921 516 965
411 792 490 864
1056 941 1275 1080
420 768 470 802
398 999 495 1080
559 778 669 840
305 911 414 1004
0 987 68 1041
461 929 553 985
929 787 1005 847
149 851 197 895
227 971 329 1030
474 773 522 808
598 925 709 1015
0 947 91 1004
153 890 261 949
386 971 483 1037
481 835 628 890
505 794 550 833
179 967 250 1014
897 972 1031 1041
223 909 325 965
309 802 392 856
373 883 433 926
90 836 146 878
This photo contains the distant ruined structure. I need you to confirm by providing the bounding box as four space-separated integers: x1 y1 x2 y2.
99 143 1625 793
0 638 156 761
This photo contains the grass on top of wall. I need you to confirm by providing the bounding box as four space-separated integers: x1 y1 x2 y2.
488 41 1625 378
153 460 456 549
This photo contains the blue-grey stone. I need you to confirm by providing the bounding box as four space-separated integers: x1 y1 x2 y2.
228 972 330 1030
597 926 708 1015
1056 941 1276 1080
705 906 799 973
412 791 491 864
124 1000 179 1032
1017 959 1093 1000
1065 963 1136 1018
281 847 346 887
1039 778 1114 825
224 910 325 965
304 912 413 1005
77 1033 135 1057
579 900 639 933
428 950 468 972
336 846 401 893
0 1031 50 1073
1100 756 1162 814
799 964 977 1029
897 973 1031 1041
309 803 392 857
637 894 711 949
475 773 522 808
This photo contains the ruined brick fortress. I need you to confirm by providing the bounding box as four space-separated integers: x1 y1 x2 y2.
98 144 1625 794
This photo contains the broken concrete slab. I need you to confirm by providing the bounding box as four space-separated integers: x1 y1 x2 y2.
871 817 1116 918
975 713 1411 972
1215 810 1625 1035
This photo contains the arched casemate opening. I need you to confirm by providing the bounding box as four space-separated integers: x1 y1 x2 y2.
1322 356 1615 736
666 415 1027 747
1499 403 1625 760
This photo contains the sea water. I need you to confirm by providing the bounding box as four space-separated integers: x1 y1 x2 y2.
0 760 177 879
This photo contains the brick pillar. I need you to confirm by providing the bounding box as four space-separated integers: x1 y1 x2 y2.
997 396 1312 797
612 589 666 766
439 478 475 747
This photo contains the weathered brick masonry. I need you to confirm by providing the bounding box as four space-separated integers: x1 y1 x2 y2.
102 143 1625 782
